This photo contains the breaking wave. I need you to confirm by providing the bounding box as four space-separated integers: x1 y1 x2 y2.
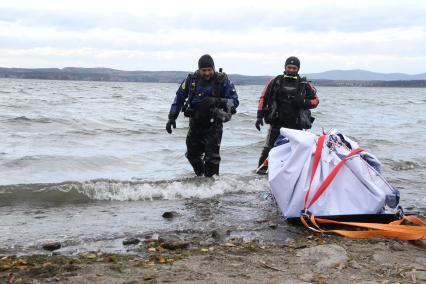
6 116 67 124
0 175 268 204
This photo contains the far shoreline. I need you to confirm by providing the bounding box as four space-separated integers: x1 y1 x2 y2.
1 67 426 87
1 76 426 88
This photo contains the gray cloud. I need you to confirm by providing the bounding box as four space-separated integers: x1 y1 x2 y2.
0 0 425 73
1 1 425 33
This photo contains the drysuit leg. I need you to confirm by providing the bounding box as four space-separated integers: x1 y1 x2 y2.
186 125 205 176
204 123 223 177
258 126 281 167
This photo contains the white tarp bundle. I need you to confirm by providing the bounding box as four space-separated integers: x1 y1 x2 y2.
268 128 399 219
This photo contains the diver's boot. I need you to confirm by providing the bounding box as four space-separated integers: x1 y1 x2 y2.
256 159 268 175
256 147 270 175
204 162 219 177
189 159 205 176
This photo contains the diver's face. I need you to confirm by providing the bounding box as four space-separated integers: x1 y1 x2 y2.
285 64 299 76
199 68 215 80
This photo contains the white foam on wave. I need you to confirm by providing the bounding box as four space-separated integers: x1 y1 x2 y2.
54 175 269 201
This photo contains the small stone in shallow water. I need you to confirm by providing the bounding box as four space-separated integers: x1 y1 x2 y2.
42 241 61 252
162 211 178 219
122 238 140 246
211 229 231 240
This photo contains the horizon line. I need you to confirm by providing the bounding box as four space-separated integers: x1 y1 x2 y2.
1 66 425 77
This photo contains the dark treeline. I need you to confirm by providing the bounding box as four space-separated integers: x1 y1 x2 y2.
1 67 426 87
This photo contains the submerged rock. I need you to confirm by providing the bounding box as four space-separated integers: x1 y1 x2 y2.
42 241 61 252
162 211 178 219
298 244 348 270
211 229 230 240
122 238 140 246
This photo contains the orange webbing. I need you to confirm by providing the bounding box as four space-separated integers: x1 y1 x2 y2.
305 148 364 210
300 214 426 241
303 134 326 210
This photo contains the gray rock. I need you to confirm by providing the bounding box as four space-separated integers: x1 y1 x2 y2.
159 235 189 250
298 272 314 282
298 244 348 270
415 257 426 267
389 242 406 251
211 229 230 240
162 211 178 219
122 238 140 246
42 241 61 252
407 271 426 282
372 252 393 267
348 259 361 269
199 238 216 246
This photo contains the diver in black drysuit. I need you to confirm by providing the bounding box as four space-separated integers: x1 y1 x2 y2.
255 56 320 173
166 54 239 177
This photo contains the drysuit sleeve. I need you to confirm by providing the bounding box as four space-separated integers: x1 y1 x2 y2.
222 78 239 109
169 75 191 119
257 77 275 119
303 81 320 109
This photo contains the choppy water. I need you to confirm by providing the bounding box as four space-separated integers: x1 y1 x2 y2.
0 78 425 255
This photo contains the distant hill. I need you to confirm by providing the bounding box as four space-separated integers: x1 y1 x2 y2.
1 67 426 87
303 69 426 81
0 67 271 85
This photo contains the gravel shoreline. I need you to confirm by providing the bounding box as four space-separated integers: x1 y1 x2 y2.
1 233 425 284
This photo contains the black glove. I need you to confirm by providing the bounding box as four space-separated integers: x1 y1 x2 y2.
166 119 176 134
166 113 178 134
255 117 263 131
217 98 237 114
216 98 228 108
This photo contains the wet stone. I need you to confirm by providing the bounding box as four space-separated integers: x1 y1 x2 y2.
42 241 61 252
159 235 190 250
162 211 178 219
122 238 140 246
211 229 230 240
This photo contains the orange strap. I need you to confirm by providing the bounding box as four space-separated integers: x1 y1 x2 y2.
303 133 364 211
303 134 326 210
306 148 364 209
300 214 426 240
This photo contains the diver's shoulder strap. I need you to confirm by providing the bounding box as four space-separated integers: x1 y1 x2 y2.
213 71 228 97
181 71 199 112
269 75 283 98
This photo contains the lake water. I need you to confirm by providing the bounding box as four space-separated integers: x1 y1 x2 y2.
0 78 425 255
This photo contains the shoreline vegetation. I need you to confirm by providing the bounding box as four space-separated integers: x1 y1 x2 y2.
1 234 425 283
1 67 426 87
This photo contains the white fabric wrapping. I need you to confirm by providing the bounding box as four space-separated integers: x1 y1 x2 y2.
268 128 399 218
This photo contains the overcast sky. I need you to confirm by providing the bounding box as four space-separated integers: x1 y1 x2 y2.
0 0 425 75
